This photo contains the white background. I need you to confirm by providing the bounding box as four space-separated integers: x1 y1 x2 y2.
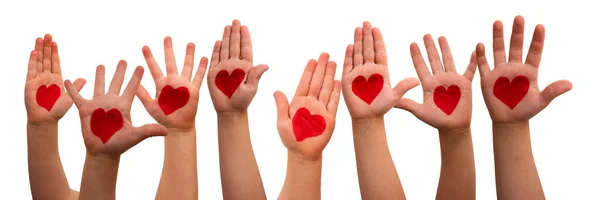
1 0 598 199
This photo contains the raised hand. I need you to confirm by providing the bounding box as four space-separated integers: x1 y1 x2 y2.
207 19 268 112
136 37 208 130
274 53 341 160
342 22 419 119
65 61 168 156
25 34 86 123
396 35 477 129
476 16 572 123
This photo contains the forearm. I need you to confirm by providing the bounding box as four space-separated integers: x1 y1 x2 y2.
278 151 322 200
156 127 198 200
352 117 405 200
436 128 475 200
492 121 544 200
79 154 120 200
217 111 266 200
27 122 72 200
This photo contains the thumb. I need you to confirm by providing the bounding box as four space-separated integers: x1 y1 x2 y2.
540 80 572 109
393 77 420 98
133 124 168 143
72 78 87 92
246 64 269 88
395 98 421 115
273 91 290 122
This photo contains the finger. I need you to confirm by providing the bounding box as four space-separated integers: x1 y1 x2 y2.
229 19 241 59
294 59 317 97
343 44 353 75
393 77 420 98
410 43 430 81
220 25 231 61
508 16 525 63
423 34 444 73
108 60 127 95
246 64 269 89
64 80 86 107
353 27 364 66
122 66 145 102
164 36 178 76
136 85 154 110
142 46 164 82
241 25 253 61
27 50 37 80
373 28 387 65
274 91 291 121
51 42 62 75
94 65 106 97
192 57 209 88
327 80 342 117
475 43 491 77
540 80 572 109
438 36 456 73
35 37 43 73
132 124 168 143
318 61 336 104
362 22 375 63
209 40 221 69
463 51 478 82
493 20 507 65
308 53 329 97
181 42 196 81
72 78 87 92
42 34 52 72
525 25 545 68
394 98 421 115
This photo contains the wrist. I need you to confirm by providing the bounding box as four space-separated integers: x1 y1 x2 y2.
217 110 248 119
27 121 58 128
352 116 384 126
86 152 120 165
493 121 529 133
166 127 196 136
288 151 322 166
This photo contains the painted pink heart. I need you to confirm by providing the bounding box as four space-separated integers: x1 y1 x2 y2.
215 68 245 98
90 108 124 144
158 85 190 115
36 84 61 111
433 85 461 115
493 75 529 109
352 74 384 104
292 107 326 142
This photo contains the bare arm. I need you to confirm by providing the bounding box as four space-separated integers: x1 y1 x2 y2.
436 128 475 200
278 152 322 200
79 154 119 200
156 128 198 199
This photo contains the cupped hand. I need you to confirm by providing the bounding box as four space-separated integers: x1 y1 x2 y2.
274 53 341 161
65 61 167 157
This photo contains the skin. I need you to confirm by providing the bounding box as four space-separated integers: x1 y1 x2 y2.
341 22 419 200
136 36 208 200
397 34 478 200
207 19 269 200
65 61 168 200
274 53 342 200
25 34 85 200
475 15 572 200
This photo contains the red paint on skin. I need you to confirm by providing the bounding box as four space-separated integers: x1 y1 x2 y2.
433 85 461 115
36 84 61 111
158 85 190 115
292 107 326 142
90 108 124 144
215 68 245 98
352 74 384 104
493 76 530 109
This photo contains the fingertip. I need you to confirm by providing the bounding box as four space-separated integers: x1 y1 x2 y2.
423 34 432 41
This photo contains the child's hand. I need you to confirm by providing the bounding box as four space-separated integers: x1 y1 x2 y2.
207 19 268 113
342 22 419 119
395 35 477 130
65 61 167 157
136 37 208 130
476 16 572 123
25 34 86 124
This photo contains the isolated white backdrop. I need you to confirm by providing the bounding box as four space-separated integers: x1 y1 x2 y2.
1 0 598 199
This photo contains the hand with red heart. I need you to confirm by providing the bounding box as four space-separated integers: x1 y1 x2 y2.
342 22 420 119
476 16 572 123
65 61 167 157
274 53 342 161
24 34 86 124
395 35 477 129
135 37 208 130
207 20 269 113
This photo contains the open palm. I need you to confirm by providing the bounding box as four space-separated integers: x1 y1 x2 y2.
65 61 167 156
342 22 419 119
476 16 572 123
274 53 341 161
136 37 208 130
207 19 268 112
396 35 477 129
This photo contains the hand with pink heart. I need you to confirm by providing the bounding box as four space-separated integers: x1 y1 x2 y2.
274 53 341 161
207 19 269 113
65 61 168 157
395 35 477 129
25 34 86 124
477 16 572 123
342 22 420 119
136 37 208 130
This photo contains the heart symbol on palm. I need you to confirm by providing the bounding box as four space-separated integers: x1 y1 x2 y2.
292 107 326 142
90 108 124 144
36 84 61 111
352 74 384 104
158 85 190 115
493 75 529 109
215 68 245 98
433 85 461 115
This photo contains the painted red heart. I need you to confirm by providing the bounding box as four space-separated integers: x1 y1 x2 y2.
215 68 245 98
90 108 124 144
493 75 530 109
158 85 190 115
352 74 384 104
292 107 326 142
433 85 461 115
36 84 61 111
